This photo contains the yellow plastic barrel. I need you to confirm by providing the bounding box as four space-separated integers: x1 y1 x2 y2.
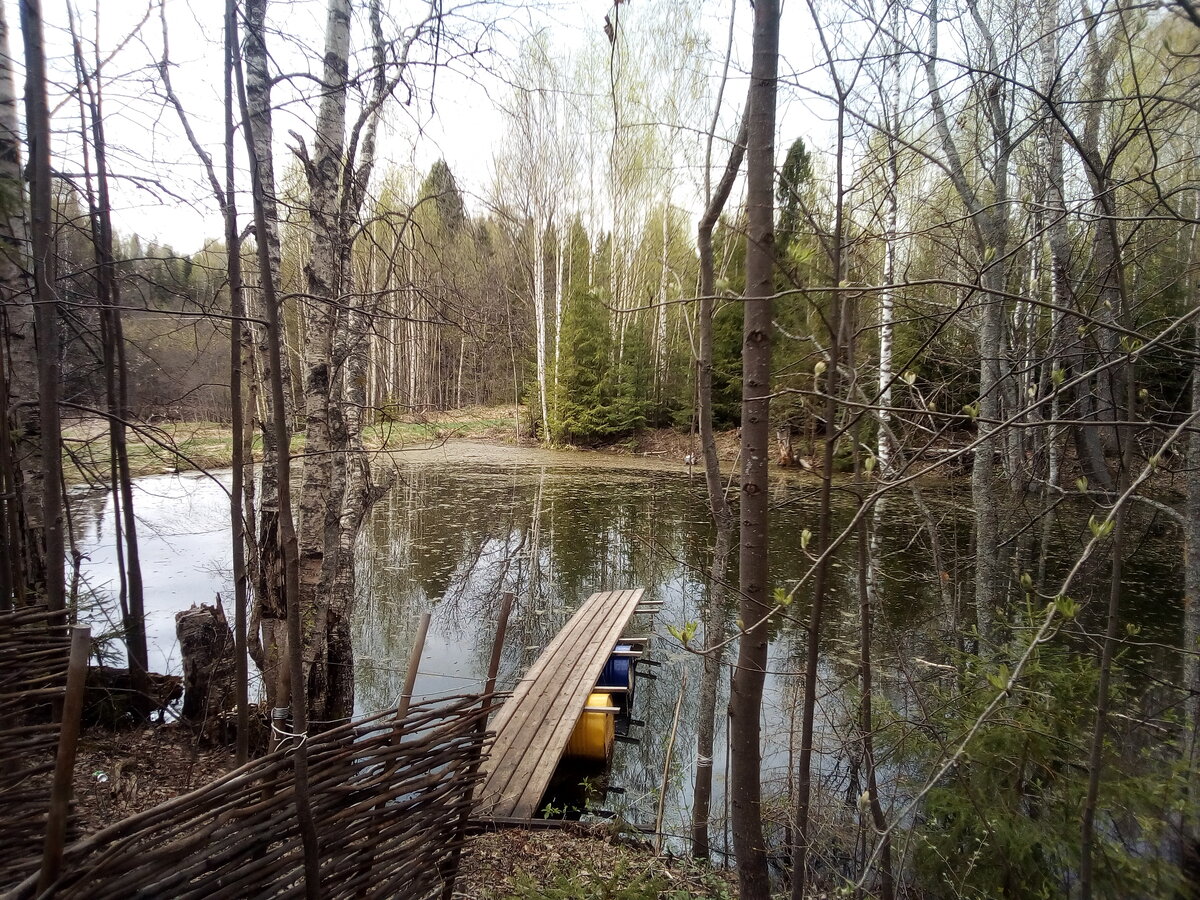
564 692 615 762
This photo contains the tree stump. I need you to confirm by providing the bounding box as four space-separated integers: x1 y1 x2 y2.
175 602 237 731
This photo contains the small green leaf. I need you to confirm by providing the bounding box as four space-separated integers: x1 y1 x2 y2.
901 370 917 386
962 402 979 421
1075 476 1088 494
814 360 827 377
801 528 813 551
864 455 876 475
1051 367 1065 387
1020 572 1033 591
986 664 1010 691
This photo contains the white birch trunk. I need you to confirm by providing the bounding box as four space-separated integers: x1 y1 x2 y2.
294 0 350 719
877 16 900 477
533 221 550 441
655 200 670 402
554 225 564 405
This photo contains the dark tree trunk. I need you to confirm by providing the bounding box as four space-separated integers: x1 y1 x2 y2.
70 14 151 720
233 26 321 895
729 2 778 897
20 0 65 617
0 2 41 606
692 107 746 860
225 0 250 764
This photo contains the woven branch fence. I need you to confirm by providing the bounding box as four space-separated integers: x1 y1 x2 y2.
0 607 74 890
5 691 497 900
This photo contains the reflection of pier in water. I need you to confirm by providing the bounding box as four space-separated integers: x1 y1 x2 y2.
475 588 653 820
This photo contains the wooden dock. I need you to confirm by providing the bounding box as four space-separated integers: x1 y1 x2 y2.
476 587 647 820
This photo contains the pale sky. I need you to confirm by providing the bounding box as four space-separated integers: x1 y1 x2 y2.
4 0 839 256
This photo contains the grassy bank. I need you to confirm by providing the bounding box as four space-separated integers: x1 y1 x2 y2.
61 406 529 486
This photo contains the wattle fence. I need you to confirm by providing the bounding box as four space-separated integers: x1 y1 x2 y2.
1 603 498 899
0 607 75 891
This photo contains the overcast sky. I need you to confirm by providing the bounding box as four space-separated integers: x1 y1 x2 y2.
4 0 836 255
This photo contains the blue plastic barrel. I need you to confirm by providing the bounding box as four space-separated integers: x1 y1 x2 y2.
599 644 633 691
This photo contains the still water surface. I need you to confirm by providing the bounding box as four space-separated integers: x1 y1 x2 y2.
70 442 1184 849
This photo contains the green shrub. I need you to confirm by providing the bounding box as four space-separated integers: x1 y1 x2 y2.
897 606 1185 899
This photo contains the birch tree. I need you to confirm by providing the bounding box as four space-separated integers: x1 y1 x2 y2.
0 0 40 607
494 34 561 442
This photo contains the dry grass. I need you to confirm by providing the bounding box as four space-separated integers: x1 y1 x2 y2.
62 419 243 486
455 826 737 899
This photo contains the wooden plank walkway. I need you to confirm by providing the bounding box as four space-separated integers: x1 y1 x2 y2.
476 588 646 820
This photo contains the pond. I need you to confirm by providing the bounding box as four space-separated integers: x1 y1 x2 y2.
69 441 1186 855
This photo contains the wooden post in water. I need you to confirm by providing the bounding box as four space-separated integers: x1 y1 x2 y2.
38 624 90 893
395 612 431 724
654 670 687 855
354 612 433 896
482 592 514 705
441 591 514 900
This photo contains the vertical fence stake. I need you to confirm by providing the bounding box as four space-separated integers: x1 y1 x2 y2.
352 610 435 897
441 591 514 900
395 611 431 724
38 624 90 894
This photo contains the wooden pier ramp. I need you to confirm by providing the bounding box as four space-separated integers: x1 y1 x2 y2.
476 587 647 820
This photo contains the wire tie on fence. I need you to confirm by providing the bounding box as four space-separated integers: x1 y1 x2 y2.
271 719 309 753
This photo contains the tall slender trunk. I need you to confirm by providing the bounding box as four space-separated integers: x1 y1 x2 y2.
854 340 894 900
655 198 671 406
0 2 42 603
877 2 901 477
730 2 778 896
71 7 151 719
692 100 747 859
1080 364 1133 898
224 0 250 764
793 96 846 900
926 0 1012 642
233 28 320 894
19 0 65 616
243 0 291 704
295 0 351 717
1183 185 1200 876
533 222 550 441
554 225 564 413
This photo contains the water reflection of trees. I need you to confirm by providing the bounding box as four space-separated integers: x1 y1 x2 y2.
340 459 1187 849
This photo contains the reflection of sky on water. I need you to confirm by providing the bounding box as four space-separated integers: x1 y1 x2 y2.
69 451 1185 855
72 471 234 675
